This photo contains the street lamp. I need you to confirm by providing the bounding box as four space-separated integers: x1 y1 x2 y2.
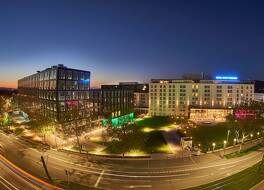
233 138 237 146
212 142 216 152
226 130 230 144
250 134 254 144
223 140 227 156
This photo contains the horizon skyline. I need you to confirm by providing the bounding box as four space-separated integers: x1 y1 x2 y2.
1 0 264 88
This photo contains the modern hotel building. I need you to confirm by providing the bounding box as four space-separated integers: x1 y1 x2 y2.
149 78 254 121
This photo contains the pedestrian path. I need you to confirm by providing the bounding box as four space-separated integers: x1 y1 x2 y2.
162 129 191 158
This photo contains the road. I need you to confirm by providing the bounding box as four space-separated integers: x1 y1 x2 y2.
0 157 42 190
0 132 263 190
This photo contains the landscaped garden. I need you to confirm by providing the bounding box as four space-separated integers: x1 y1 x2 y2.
182 120 264 152
89 116 176 156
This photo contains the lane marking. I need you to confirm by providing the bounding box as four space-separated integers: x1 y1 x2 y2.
0 155 62 190
0 175 19 190
219 164 237 170
189 155 197 165
94 169 104 187
124 185 152 188
0 179 13 190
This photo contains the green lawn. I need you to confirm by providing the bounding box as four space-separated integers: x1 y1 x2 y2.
100 116 174 155
186 120 264 152
187 123 236 152
104 130 171 154
187 162 264 190
136 116 175 129
144 131 171 153
90 117 172 155
100 117 174 155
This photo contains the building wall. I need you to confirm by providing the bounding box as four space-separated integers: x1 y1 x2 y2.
134 92 149 114
101 85 134 119
149 79 254 117
118 82 149 114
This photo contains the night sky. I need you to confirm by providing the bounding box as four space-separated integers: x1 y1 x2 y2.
0 0 264 88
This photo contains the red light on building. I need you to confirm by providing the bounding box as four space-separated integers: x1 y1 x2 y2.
235 109 256 120
66 100 78 107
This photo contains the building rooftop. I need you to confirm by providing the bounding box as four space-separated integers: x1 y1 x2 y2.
150 78 254 84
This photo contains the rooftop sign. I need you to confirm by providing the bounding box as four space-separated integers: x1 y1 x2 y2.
215 76 238 80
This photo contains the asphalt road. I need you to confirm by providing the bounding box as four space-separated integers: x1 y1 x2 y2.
0 132 263 190
0 155 42 190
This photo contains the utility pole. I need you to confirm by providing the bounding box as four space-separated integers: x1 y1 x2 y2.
65 170 70 186
40 156 52 183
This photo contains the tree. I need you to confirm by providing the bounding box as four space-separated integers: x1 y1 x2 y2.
236 119 253 153
63 106 86 154
106 122 144 157
1 112 12 129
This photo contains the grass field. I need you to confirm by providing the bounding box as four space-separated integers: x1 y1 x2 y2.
187 162 264 190
136 116 175 130
102 117 174 155
104 130 171 154
186 120 264 152
187 123 236 152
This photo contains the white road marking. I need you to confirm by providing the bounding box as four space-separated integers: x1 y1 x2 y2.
219 164 237 170
189 155 197 165
0 179 12 190
0 175 19 190
94 169 104 187
125 185 152 188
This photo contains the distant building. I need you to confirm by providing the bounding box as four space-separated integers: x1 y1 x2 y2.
89 85 134 127
101 85 134 118
254 80 264 102
0 88 17 95
119 82 149 114
149 77 254 119
254 93 264 102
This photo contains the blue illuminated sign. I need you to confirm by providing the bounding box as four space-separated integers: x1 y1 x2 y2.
81 79 90 84
215 76 238 80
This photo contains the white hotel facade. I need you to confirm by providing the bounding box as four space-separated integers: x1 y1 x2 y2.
149 79 254 118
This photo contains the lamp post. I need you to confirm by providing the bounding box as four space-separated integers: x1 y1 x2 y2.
212 143 216 152
223 140 227 156
226 130 230 144
233 138 237 146
250 134 254 144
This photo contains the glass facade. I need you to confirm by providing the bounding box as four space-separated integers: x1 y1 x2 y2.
17 65 134 128
17 65 91 123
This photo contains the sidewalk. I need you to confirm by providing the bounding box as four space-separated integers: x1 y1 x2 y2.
162 129 190 156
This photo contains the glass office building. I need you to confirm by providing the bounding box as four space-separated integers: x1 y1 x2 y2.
17 65 91 124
